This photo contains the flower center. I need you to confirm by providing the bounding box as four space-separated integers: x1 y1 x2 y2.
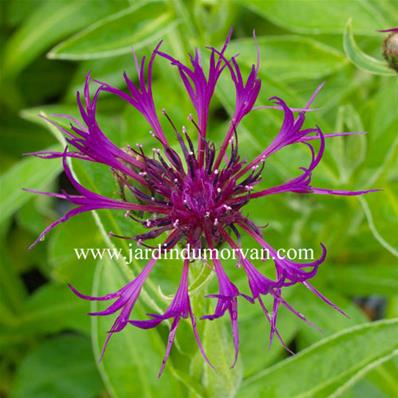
184 169 216 216
171 167 219 227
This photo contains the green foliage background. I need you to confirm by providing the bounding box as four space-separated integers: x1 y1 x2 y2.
0 1 397 397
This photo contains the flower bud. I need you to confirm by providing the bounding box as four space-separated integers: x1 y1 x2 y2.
383 31 398 72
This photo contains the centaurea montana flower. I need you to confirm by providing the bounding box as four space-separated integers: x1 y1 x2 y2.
28 31 376 376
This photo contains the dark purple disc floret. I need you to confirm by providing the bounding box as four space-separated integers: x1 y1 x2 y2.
28 30 376 376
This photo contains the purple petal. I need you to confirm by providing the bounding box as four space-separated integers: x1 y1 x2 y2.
379 27 398 32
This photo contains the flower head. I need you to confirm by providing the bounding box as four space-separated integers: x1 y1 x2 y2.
28 31 376 375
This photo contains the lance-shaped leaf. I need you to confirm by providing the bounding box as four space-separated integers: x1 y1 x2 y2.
344 19 395 76
239 319 398 398
48 1 179 60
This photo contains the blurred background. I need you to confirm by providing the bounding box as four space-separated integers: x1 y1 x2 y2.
0 1 397 397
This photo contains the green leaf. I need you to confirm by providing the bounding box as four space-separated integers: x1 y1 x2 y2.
369 79 398 141
0 283 90 352
47 212 102 283
10 335 103 398
329 350 398 398
239 294 300 378
360 194 398 258
66 54 133 99
344 19 395 75
330 264 398 297
362 354 398 397
2 0 128 78
238 0 388 35
330 104 367 183
91 259 184 398
48 1 179 60
307 351 398 397
228 36 347 81
0 242 27 314
12 283 90 335
0 148 62 225
376 0 398 26
16 197 54 236
5 0 46 28
201 319 243 398
0 117 54 166
239 319 398 398
293 288 367 348
20 105 77 128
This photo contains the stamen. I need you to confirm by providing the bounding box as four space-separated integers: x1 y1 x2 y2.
188 113 201 135
162 108 179 136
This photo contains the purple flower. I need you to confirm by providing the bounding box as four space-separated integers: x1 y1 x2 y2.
28 31 376 375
